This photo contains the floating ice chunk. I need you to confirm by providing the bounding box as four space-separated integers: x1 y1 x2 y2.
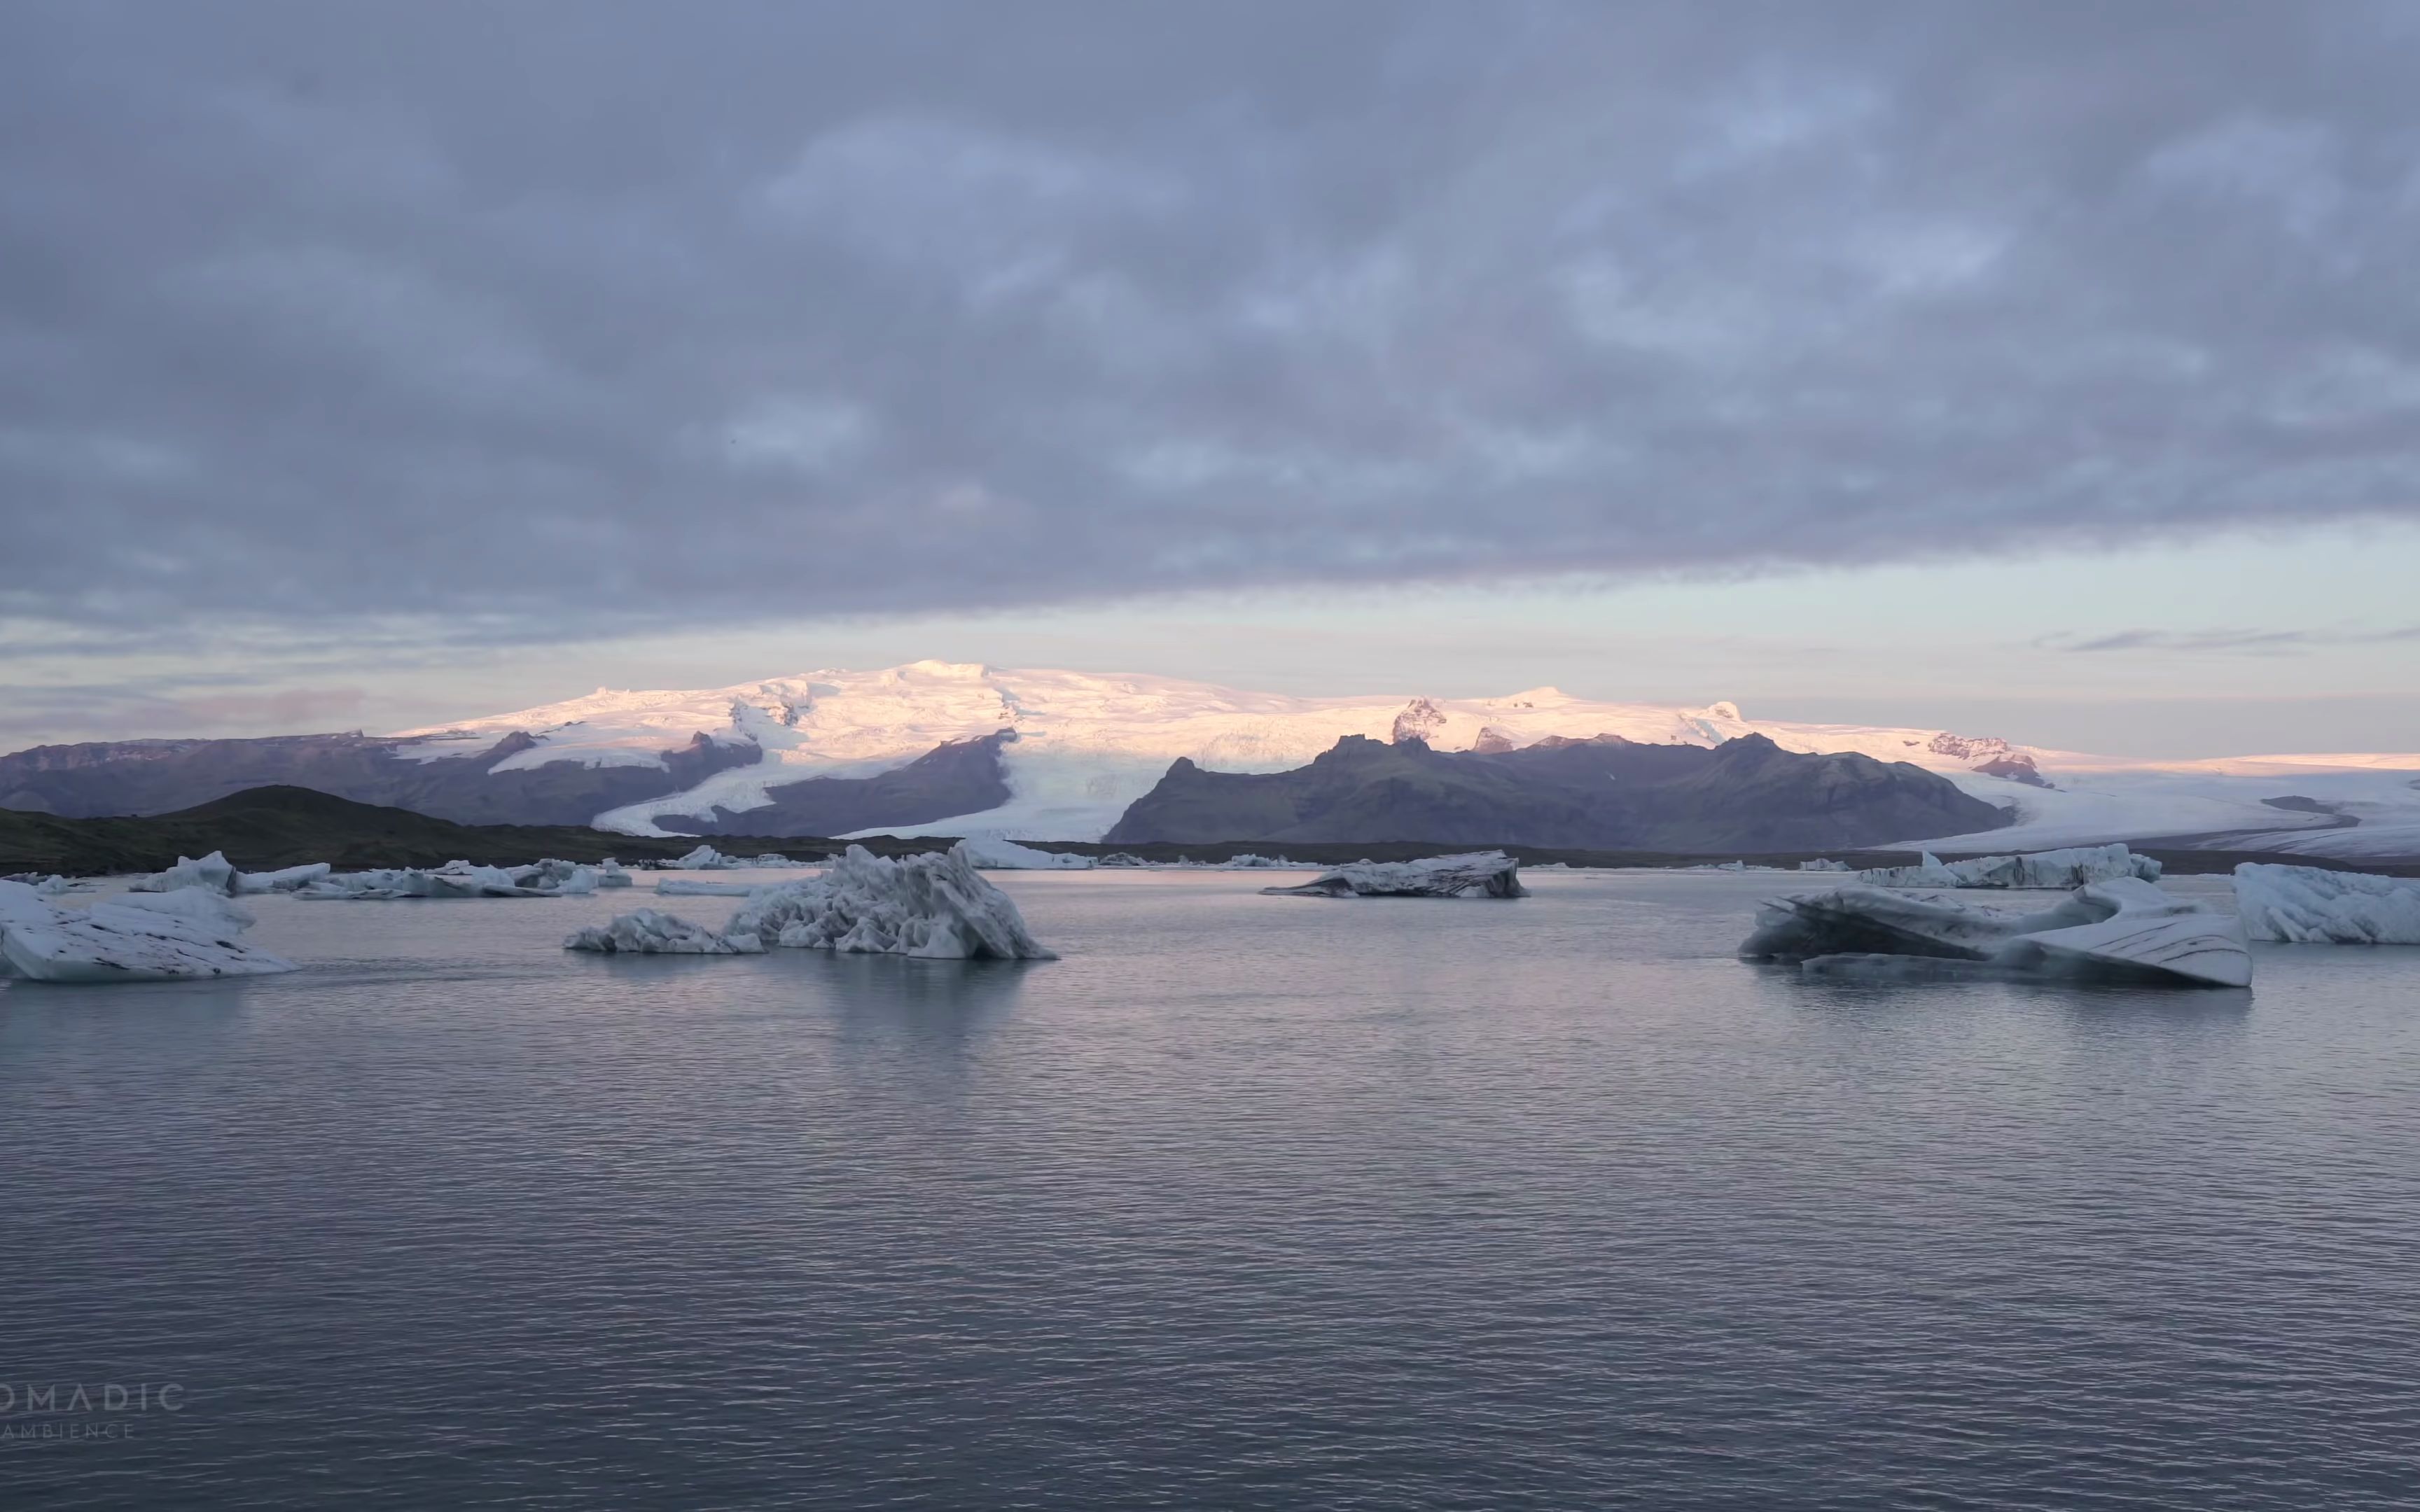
0 879 295 982
2233 864 2420 944
1799 858 1853 873
1262 851 1527 899
955 836 1095 870
130 850 241 895
1858 844 2161 890
725 844 1055 959
597 860 634 888
564 908 765 955
106 886 258 930
1741 876 2249 988
299 862 536 899
654 878 767 897
236 862 333 895
668 845 814 871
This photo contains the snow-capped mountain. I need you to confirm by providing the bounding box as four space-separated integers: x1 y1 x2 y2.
377 660 2420 857
6 659 2412 855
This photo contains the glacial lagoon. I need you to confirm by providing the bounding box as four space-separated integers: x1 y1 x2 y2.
4 868 2416 1508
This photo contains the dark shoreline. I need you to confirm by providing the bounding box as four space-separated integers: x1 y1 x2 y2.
8 784 2416 881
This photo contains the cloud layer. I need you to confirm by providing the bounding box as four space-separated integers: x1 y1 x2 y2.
6 1 2420 637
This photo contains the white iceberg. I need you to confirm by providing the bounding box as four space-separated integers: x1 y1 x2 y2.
1740 877 2251 988
955 836 1095 870
2233 863 2420 944
1857 844 2161 890
1261 851 1528 899
668 845 815 871
597 859 634 888
127 853 333 896
0 881 297 983
726 844 1056 959
1799 858 1853 873
564 908 765 955
238 862 333 894
130 850 241 895
297 858 597 900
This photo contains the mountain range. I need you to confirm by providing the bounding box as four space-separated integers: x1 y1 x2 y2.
4 661 2416 858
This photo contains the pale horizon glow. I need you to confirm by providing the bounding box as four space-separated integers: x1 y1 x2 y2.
7 521 2415 761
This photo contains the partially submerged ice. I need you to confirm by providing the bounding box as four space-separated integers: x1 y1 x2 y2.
955 836 1095 870
0 880 296 983
2233 863 2420 945
670 845 815 871
1857 844 2162 890
297 859 601 900
1739 876 2250 988
127 852 331 896
729 844 1056 958
564 907 765 955
566 843 1054 960
1262 850 1527 899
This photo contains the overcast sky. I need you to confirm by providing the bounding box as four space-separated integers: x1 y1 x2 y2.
4 1 2417 755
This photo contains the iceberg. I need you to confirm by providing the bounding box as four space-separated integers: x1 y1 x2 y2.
597 859 634 888
0 881 297 983
955 836 1095 870
1261 851 1528 899
669 845 815 871
1739 877 2251 988
127 853 333 896
564 908 765 955
1798 858 1852 873
1857 844 2161 890
296 858 600 900
238 862 333 894
653 878 769 897
726 844 1056 959
2233 864 2420 944
130 850 241 895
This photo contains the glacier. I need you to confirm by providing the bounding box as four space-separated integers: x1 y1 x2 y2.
0 880 297 983
2232 864 2420 945
1262 851 1528 899
355 661 2420 853
1740 878 2251 988
1857 844 2161 890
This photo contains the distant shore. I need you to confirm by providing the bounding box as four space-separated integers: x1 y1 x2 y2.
7 784 2416 881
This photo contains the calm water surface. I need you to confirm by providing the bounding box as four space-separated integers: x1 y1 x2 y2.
3 869 2416 1508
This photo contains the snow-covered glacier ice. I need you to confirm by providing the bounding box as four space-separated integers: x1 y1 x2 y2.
1858 844 2160 889
1262 851 1527 899
727 844 1055 959
564 908 766 955
2233 864 2420 944
1740 877 2250 988
0 880 297 983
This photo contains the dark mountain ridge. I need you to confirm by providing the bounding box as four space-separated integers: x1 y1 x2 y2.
1104 732 2015 852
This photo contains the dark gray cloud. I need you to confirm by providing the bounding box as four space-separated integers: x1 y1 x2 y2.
6 0 2420 637
2052 624 2420 654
